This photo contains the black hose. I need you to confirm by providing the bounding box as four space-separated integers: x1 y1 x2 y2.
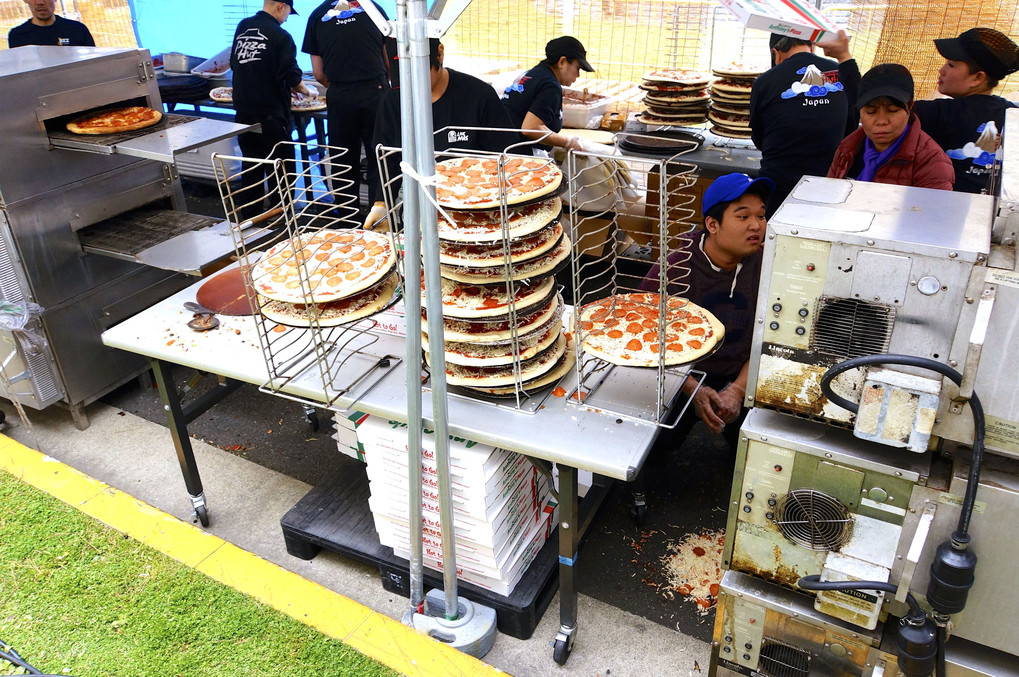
936 624 947 677
818 354 984 538
797 575 925 620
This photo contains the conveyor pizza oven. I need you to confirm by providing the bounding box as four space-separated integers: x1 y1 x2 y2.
746 177 993 451
0 46 251 425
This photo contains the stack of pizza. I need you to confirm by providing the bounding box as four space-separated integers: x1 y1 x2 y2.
422 155 576 395
708 62 765 139
250 229 399 328
638 69 711 127
578 292 724 368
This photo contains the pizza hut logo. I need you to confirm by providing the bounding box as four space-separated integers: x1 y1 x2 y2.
234 28 268 64
448 130 470 143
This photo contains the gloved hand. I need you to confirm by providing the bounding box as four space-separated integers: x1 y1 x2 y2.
363 202 387 230
691 386 727 434
304 83 319 99
564 135 584 152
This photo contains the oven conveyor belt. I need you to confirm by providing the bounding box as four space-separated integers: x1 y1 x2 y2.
80 208 219 256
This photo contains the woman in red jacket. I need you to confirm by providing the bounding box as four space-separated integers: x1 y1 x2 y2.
827 63 954 190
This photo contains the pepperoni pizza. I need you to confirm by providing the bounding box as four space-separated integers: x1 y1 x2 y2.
578 292 724 367
434 156 563 209
66 106 163 135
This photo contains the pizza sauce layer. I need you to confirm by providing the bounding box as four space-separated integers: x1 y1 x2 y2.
423 275 555 319
258 272 399 328
433 156 563 209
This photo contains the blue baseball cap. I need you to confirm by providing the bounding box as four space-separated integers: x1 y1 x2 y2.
702 173 774 216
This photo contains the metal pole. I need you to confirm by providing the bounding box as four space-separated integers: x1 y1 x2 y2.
395 0 425 616
406 0 460 620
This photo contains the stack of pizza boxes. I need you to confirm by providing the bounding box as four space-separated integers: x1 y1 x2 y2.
421 156 576 396
358 415 558 596
708 63 765 139
638 69 711 127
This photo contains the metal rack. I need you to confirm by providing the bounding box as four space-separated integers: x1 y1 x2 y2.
376 140 572 414
212 142 402 411
564 138 708 426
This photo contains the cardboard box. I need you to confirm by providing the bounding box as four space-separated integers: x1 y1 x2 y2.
716 0 841 43
332 410 369 461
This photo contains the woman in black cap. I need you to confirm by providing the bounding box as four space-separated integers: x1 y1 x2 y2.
501 35 595 153
827 63 954 190
913 28 1019 194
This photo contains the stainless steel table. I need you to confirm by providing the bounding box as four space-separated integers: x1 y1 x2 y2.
102 265 667 664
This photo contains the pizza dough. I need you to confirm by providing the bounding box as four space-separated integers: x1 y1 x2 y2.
251 229 397 303
642 69 712 86
472 331 576 395
258 272 400 327
434 156 563 209
291 95 327 112
438 221 562 267
66 106 163 135
436 197 561 243
424 275 555 319
578 292 724 367
438 232 571 284
423 319 562 366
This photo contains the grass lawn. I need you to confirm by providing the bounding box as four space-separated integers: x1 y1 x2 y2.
0 470 397 677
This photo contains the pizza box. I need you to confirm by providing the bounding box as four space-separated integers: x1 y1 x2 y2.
332 410 369 461
715 0 842 43
370 454 533 514
370 446 529 501
371 302 406 338
357 415 508 478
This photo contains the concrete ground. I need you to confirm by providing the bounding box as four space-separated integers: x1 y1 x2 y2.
0 389 716 676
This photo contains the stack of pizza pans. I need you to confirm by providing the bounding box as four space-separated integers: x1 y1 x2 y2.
637 69 711 127
250 229 400 328
708 62 765 139
421 155 575 397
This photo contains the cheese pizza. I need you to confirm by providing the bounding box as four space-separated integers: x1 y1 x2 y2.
210 87 233 103
578 292 724 367
438 232 570 284
473 331 576 395
251 229 396 304
437 197 561 243
423 320 562 367
642 69 712 86
438 221 562 267
434 156 563 209
66 106 163 135
430 332 567 387
259 272 399 327
423 275 555 319
436 292 561 343
291 95 327 112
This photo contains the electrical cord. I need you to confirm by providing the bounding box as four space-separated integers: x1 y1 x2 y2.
818 354 984 538
797 575 924 620
936 624 948 677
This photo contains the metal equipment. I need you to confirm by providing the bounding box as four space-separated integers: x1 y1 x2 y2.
0 46 251 427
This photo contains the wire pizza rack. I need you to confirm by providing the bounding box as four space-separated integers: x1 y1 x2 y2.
376 132 576 415
212 141 402 411
563 137 709 427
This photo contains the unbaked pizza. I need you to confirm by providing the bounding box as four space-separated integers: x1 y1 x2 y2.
423 320 562 366
291 95 327 112
429 332 567 387
578 292 724 367
251 229 396 304
474 331 576 395
438 221 562 267
434 156 563 209
642 69 711 86
259 272 399 327
66 106 163 135
435 292 561 343
436 197 561 243
423 275 555 319
438 232 571 284
210 87 233 103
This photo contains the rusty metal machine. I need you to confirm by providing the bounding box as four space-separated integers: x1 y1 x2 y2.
0 46 251 427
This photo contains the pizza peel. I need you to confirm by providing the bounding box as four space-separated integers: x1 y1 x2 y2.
195 266 257 316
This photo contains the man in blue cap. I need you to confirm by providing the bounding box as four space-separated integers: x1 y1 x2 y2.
641 172 773 450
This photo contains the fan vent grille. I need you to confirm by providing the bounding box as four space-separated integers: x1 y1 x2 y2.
759 640 811 677
810 296 895 360
775 489 853 551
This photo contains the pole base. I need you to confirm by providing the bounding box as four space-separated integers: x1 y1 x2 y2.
408 588 498 658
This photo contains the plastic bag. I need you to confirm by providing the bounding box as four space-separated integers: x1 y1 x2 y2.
0 301 48 354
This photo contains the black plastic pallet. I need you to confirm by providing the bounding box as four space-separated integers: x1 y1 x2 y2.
279 462 562 640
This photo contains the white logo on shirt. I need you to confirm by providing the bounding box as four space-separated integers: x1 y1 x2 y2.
448 130 470 143
58 37 70 45
234 28 268 64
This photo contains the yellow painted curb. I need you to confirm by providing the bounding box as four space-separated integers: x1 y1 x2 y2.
0 434 505 677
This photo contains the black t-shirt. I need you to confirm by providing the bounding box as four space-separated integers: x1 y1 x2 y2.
750 53 859 198
230 11 302 120
502 62 564 136
639 231 762 381
374 68 514 195
302 0 388 85
8 15 94 48
913 95 1017 194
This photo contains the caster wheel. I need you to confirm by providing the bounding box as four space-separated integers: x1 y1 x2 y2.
194 504 209 527
631 502 648 526
553 638 572 665
304 407 320 432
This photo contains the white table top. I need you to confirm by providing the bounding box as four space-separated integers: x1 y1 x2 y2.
102 266 664 480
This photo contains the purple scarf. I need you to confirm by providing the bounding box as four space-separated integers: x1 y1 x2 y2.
857 123 910 182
